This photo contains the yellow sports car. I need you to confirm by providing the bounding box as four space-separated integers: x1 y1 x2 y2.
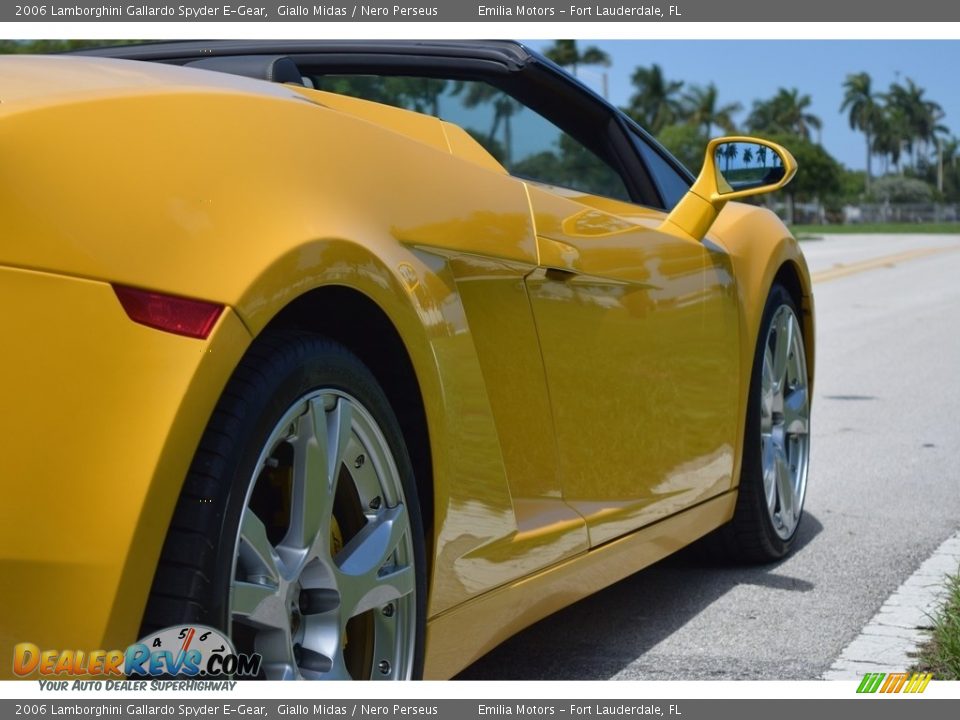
0 41 813 681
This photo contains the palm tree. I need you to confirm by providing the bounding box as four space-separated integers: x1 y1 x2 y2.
871 110 906 174
747 88 822 142
723 143 739 172
941 136 959 171
756 145 768 168
840 72 881 192
939 136 960 196
883 79 945 170
774 88 822 141
625 64 685 135
542 40 611 77
683 83 742 138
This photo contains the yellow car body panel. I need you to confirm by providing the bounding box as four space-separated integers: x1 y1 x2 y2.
0 266 251 662
0 55 814 679
523 185 741 546
425 492 737 679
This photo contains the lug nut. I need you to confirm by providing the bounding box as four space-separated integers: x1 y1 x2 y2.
382 603 395 618
354 454 365 468
369 496 382 510
377 660 391 675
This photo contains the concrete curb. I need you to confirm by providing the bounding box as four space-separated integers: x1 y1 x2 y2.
823 530 960 679
823 532 960 680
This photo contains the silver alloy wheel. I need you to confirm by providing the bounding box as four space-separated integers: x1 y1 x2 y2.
760 305 810 541
229 389 417 680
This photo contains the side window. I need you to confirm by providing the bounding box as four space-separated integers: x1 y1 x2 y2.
312 74 631 202
631 132 693 211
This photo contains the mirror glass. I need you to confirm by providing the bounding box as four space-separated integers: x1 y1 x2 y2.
714 142 786 194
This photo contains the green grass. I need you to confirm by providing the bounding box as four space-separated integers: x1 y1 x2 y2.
912 570 960 680
791 222 960 235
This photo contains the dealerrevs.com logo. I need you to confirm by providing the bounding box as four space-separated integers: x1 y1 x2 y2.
13 625 261 678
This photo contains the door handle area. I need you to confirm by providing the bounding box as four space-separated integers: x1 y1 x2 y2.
544 267 577 282
526 265 630 288
525 266 579 284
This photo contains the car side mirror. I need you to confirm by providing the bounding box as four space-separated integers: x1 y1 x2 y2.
661 136 797 241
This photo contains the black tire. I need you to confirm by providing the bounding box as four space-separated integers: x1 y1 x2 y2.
708 283 810 563
141 331 427 679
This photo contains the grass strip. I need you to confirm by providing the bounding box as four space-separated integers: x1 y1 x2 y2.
912 570 960 680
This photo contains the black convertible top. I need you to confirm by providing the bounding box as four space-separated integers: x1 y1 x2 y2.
73 39 535 71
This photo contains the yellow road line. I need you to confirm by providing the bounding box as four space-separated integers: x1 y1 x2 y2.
812 245 960 284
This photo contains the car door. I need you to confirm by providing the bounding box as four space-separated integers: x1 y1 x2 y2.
475 82 744 546
523 185 742 546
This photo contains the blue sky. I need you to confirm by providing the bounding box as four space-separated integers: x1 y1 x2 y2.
523 40 960 171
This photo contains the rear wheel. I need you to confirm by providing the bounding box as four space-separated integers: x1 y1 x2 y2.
141 332 426 679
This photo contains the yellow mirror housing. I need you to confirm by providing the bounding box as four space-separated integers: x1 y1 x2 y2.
661 135 797 241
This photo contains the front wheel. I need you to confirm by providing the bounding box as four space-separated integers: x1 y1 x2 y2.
721 283 811 561
141 332 426 680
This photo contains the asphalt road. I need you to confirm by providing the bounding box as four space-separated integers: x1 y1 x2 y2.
458 233 960 680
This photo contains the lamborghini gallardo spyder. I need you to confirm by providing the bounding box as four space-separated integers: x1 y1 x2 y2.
0 41 813 680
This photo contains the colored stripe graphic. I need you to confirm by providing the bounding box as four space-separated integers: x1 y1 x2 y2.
904 673 934 693
881 672 908 692
857 672 933 693
857 673 885 693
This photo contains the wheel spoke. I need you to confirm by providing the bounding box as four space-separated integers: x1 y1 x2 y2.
336 505 414 619
231 580 286 631
760 350 775 433
761 436 777 513
285 405 329 554
338 505 409 576
323 396 354 485
771 310 792 390
257 628 299 680
299 612 352 679
762 345 775 397
238 508 282 582
774 446 795 530
783 386 809 436
351 565 415 618
285 395 352 554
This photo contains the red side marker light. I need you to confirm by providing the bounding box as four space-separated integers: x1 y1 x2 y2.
113 285 224 340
